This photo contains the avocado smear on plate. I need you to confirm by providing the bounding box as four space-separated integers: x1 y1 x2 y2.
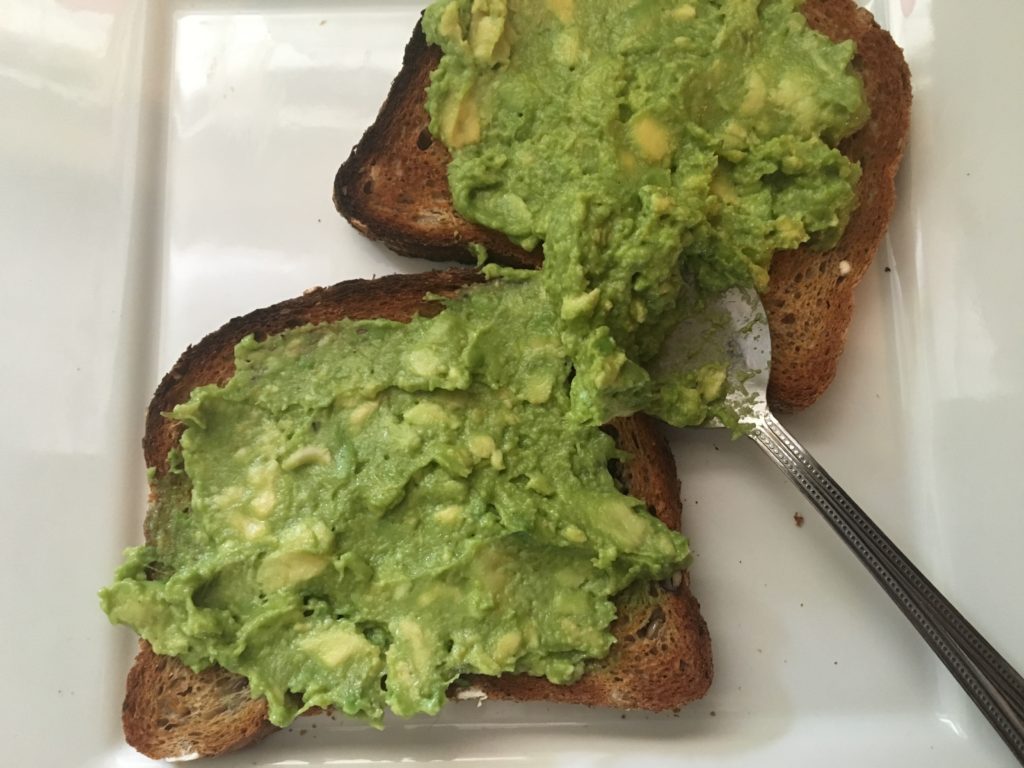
101 0 867 727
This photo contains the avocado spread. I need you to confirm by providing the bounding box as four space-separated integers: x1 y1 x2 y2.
424 0 867 424
102 0 869 728
102 275 689 725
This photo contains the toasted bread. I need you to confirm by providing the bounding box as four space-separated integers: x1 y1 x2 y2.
121 268 711 760
333 0 911 410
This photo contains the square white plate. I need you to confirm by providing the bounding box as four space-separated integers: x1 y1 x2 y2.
1 1 1021 765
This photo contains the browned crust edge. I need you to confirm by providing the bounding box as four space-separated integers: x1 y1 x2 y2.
332 20 539 269
763 0 912 408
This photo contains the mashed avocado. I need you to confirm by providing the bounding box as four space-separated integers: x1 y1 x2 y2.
102 0 869 728
101 276 689 726
424 0 867 424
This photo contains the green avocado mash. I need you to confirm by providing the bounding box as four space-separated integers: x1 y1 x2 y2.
101 275 689 725
424 0 867 424
102 0 869 729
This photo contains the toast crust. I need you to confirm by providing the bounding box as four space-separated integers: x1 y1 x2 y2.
123 268 711 760
333 0 912 410
333 26 536 269
763 0 911 408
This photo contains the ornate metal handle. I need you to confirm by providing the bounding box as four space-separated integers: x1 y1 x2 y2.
751 411 1024 765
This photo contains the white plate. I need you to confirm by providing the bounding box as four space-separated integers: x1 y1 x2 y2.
1 1 1021 765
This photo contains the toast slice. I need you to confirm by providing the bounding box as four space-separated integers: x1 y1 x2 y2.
121 268 711 760
333 0 912 410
